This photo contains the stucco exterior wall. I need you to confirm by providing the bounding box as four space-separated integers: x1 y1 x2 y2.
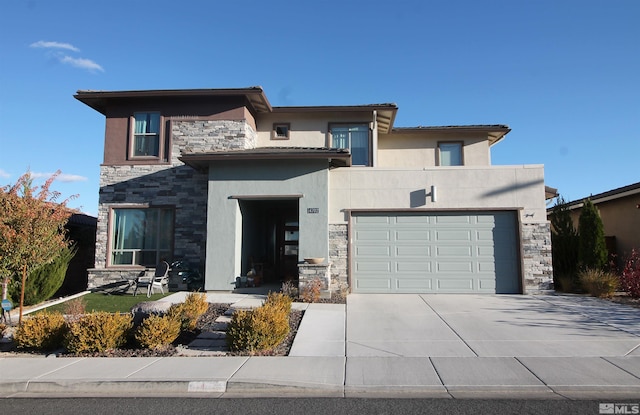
255 112 374 148
205 159 330 290
377 134 490 168
328 165 547 223
568 195 640 262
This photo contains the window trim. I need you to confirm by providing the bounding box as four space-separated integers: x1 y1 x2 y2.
107 205 175 268
329 122 372 166
271 123 291 140
437 141 464 166
129 112 167 161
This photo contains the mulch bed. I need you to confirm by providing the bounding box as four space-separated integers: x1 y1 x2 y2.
1 300 318 358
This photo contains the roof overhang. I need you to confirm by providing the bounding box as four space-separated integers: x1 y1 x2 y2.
74 87 272 115
562 181 640 210
391 125 511 145
179 147 352 172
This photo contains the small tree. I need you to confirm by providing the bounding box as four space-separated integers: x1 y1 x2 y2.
577 198 608 271
549 195 579 289
0 171 74 323
10 244 77 306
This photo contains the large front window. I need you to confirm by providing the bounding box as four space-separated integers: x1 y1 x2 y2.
133 112 161 157
331 124 370 166
111 207 173 266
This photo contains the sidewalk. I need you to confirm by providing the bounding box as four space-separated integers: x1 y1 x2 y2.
1 293 639 399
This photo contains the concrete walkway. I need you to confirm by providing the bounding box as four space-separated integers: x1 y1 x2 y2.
1 293 639 399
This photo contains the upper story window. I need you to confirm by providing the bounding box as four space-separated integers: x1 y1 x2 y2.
438 142 463 166
330 123 370 166
132 112 161 158
272 123 290 140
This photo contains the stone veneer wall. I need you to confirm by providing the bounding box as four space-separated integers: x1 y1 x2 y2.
172 120 257 153
328 224 348 291
89 119 257 289
298 263 331 299
521 221 554 293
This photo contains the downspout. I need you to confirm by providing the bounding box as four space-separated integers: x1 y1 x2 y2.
371 110 378 167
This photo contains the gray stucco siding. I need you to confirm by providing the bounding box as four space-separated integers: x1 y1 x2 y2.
204 159 330 290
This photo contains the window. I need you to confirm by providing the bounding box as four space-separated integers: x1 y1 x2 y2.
330 124 370 166
438 142 463 166
132 112 161 157
110 207 174 266
272 123 290 140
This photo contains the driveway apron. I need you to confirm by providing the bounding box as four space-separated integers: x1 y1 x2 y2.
346 294 640 358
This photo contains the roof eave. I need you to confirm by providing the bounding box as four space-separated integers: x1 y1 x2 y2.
74 87 272 115
390 125 511 144
179 149 352 171
564 182 640 209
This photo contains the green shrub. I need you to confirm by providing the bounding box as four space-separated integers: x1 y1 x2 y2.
549 196 579 289
620 249 640 298
167 292 209 331
14 312 66 350
578 199 608 271
578 268 619 298
135 314 181 349
64 312 132 353
10 245 76 306
226 293 290 353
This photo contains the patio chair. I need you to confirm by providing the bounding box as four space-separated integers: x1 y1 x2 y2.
150 260 170 296
132 271 153 297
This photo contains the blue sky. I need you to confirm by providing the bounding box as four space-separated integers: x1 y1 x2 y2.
1 0 638 216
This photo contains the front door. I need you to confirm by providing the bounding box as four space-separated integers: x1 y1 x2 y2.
276 216 299 280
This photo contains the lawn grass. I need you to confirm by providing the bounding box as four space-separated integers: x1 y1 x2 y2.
39 292 173 314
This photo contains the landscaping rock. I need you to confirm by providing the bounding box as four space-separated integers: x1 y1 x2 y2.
130 301 172 326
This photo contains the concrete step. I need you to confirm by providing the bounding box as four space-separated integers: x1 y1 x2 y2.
186 314 234 353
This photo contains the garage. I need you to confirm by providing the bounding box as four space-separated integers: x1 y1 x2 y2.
351 211 520 294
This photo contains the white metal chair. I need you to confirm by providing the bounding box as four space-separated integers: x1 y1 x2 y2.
150 260 170 297
133 272 153 297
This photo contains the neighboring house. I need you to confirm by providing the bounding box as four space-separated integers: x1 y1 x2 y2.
553 182 640 265
75 87 552 294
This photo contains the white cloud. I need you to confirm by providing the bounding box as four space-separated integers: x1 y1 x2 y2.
31 172 88 183
57 173 89 183
0 169 10 179
30 40 104 73
30 40 80 52
58 55 104 72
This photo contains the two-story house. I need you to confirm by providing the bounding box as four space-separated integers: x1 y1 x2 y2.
75 87 552 295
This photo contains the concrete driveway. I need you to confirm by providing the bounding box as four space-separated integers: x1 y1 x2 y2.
346 294 640 358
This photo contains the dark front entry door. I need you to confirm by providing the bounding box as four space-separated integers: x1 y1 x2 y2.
276 215 299 280
240 199 299 283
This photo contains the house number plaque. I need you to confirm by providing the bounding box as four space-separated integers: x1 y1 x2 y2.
307 208 319 214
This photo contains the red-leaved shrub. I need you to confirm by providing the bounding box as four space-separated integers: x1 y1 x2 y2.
620 249 640 298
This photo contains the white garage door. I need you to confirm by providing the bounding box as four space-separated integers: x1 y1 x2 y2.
352 211 520 293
